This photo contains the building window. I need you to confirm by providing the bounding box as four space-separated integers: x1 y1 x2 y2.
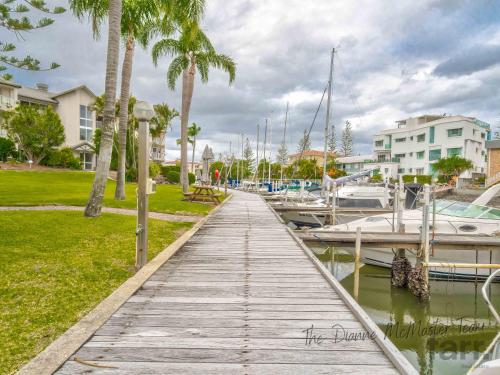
409 152 413 157
377 154 387 162
384 168 389 173
429 126 435 144
80 152 93 170
395 137 406 143
394 153 405 159
481 132 485 139
447 128 462 137
447 147 462 157
416 151 424 160
398 168 405 174
429 149 441 161
375 140 383 147
409 168 413 173
416 168 424 175
417 133 425 142
410 136 414 141
80 105 93 141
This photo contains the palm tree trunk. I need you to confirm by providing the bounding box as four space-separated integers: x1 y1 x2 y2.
115 34 135 200
191 136 196 174
180 62 195 193
84 0 122 217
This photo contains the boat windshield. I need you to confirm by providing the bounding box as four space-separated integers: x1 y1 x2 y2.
426 200 500 220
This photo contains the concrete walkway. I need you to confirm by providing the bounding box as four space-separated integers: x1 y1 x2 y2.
52 190 412 374
0 206 202 222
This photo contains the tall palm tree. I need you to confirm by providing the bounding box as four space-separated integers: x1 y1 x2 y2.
150 103 179 161
188 122 201 173
152 21 236 193
74 0 122 217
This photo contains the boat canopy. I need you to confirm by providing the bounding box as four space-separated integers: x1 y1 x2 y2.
426 200 500 220
322 168 379 189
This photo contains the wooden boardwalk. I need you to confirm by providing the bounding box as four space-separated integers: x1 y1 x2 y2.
56 191 407 374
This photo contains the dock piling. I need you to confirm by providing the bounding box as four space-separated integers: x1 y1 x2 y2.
354 226 361 300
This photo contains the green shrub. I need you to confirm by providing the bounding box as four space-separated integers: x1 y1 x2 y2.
126 167 137 182
43 148 81 170
165 170 180 184
370 174 383 183
161 165 180 176
402 174 432 185
149 162 161 178
0 137 15 162
188 172 195 185
437 175 449 184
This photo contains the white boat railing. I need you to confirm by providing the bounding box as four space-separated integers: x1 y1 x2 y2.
467 269 500 374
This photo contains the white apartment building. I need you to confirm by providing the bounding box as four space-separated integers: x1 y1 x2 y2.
0 78 97 170
372 115 490 178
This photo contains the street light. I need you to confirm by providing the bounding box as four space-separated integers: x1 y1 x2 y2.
134 100 156 271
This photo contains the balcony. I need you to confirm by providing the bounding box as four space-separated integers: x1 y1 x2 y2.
385 144 391 150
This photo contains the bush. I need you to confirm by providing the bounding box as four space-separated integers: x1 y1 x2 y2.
161 165 180 176
126 167 137 182
188 172 195 185
402 174 432 185
165 170 180 184
43 148 81 169
149 162 161 178
0 137 15 162
370 174 383 183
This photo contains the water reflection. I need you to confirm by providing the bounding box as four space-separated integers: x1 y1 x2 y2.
313 246 500 375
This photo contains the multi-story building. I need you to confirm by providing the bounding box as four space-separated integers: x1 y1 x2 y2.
485 139 500 186
373 115 490 178
0 78 97 169
287 150 335 168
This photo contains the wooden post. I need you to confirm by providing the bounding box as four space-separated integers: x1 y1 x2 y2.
136 120 149 271
331 182 336 226
354 226 361 300
396 181 405 258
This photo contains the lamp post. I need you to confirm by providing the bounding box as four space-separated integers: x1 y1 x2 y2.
134 100 156 271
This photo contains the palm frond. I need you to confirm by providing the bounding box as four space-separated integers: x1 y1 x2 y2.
152 38 181 65
167 55 189 90
207 53 236 84
195 54 209 83
69 0 108 39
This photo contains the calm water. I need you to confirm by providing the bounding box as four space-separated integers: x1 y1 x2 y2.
313 246 500 375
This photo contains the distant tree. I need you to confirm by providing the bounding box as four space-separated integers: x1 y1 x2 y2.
433 156 473 183
0 136 15 161
328 124 337 158
297 129 311 152
285 159 321 180
150 103 178 152
4 105 64 164
340 120 353 157
0 0 65 80
276 141 288 165
188 122 201 173
243 137 254 174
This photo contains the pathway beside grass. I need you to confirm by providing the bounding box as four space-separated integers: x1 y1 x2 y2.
0 170 218 216
0 205 202 222
0 210 193 375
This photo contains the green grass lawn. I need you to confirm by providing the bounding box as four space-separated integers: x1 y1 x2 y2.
0 210 192 374
0 170 215 215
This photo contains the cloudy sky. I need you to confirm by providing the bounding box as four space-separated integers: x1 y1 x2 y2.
7 0 500 160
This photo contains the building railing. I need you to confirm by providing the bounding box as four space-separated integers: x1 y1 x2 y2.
384 144 391 149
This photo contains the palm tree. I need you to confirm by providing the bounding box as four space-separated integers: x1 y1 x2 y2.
74 0 122 217
433 156 473 184
188 122 201 173
150 103 179 161
152 21 236 193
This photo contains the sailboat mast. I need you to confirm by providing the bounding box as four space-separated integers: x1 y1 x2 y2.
255 124 260 184
268 119 272 183
281 102 289 184
323 48 335 179
262 120 267 182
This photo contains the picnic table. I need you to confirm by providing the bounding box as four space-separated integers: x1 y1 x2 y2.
183 184 222 204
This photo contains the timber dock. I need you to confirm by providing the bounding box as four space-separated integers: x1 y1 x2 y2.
55 191 415 374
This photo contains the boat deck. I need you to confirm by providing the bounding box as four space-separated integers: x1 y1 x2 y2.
56 190 410 374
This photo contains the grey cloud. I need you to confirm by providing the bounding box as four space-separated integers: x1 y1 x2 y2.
433 44 500 77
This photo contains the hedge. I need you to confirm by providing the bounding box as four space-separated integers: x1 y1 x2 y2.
402 175 432 185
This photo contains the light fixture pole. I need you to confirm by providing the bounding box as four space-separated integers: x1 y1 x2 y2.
134 101 156 271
